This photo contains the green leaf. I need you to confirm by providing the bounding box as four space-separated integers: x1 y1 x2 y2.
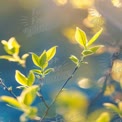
44 68 54 75
96 112 110 122
69 55 79 65
87 28 103 47
22 53 29 60
0 96 21 108
82 50 93 56
32 53 40 67
104 103 120 114
15 70 28 86
89 45 103 53
32 69 43 75
75 27 87 48
19 85 39 106
39 50 48 69
0 55 17 62
46 46 57 61
27 70 35 86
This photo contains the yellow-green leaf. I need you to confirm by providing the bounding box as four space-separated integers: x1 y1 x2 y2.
75 27 87 48
32 69 43 75
32 53 40 67
69 55 79 65
104 103 120 113
39 50 48 69
96 112 111 122
87 28 103 47
0 55 17 62
44 68 54 75
15 70 28 86
46 46 57 61
89 45 103 53
19 85 39 106
22 53 29 60
82 50 93 56
27 70 35 86
0 96 21 108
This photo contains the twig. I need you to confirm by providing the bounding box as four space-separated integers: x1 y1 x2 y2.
40 56 85 121
37 91 49 108
0 78 17 99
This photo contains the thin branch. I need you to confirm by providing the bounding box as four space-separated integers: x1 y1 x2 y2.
0 78 17 99
40 56 85 121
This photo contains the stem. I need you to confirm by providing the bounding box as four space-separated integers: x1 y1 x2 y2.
0 79 17 99
40 56 85 121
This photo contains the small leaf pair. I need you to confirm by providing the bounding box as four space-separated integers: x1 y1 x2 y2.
31 46 57 77
0 37 29 67
15 70 35 87
75 27 103 56
0 85 40 120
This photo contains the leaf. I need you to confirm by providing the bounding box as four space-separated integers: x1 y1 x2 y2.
96 112 111 122
15 70 28 86
46 46 57 61
27 70 35 86
75 27 87 48
69 55 79 65
32 53 40 67
32 69 43 75
0 55 17 62
0 96 21 108
82 50 93 56
89 45 103 53
22 53 29 60
44 68 54 75
87 28 103 47
104 103 120 114
19 85 39 106
9 37 20 55
39 50 48 69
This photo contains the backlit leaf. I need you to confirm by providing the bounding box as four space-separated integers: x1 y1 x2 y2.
46 46 57 61
27 70 35 86
15 70 28 86
19 85 39 106
32 69 43 75
1 96 21 108
22 53 29 60
32 53 40 67
82 50 93 56
44 68 54 75
75 27 87 48
87 28 103 47
90 45 103 53
69 55 79 65
0 55 17 62
39 50 48 69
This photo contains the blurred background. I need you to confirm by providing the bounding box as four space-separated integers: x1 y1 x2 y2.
0 0 122 121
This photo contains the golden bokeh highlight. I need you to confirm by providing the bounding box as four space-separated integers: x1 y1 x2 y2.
53 0 68 6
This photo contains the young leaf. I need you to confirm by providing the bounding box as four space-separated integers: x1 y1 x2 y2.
27 70 35 86
69 55 79 65
9 37 20 55
39 50 48 69
19 85 39 106
89 45 103 53
32 53 40 67
46 46 57 61
87 28 103 47
44 68 54 75
0 96 21 108
32 69 43 75
0 55 17 62
75 27 87 48
22 53 29 60
15 70 28 86
82 50 93 56
104 103 120 114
